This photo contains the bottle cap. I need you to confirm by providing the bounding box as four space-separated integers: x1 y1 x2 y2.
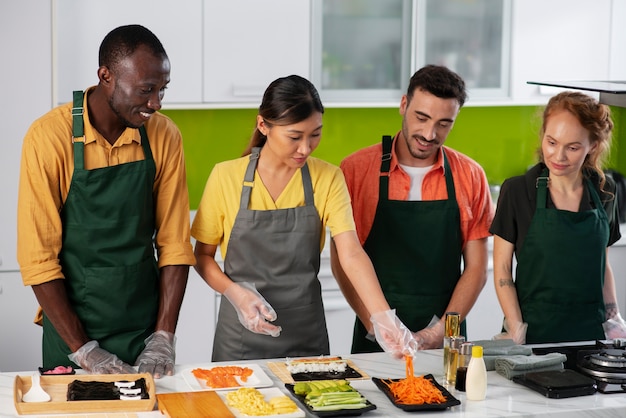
460 342 474 356
445 312 460 337
472 345 483 357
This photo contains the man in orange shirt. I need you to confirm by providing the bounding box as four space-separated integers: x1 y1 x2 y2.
17 25 195 376
331 65 494 352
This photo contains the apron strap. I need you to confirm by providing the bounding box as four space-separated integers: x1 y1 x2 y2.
586 177 607 220
72 90 85 142
138 126 153 161
240 147 260 209
536 168 549 209
378 136 456 203
240 147 314 208
72 91 85 170
441 149 456 202
378 135 393 201
301 163 315 207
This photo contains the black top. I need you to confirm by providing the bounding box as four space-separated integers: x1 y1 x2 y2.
490 163 621 254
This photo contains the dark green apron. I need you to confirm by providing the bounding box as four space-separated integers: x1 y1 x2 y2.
212 148 329 361
515 169 607 344
42 90 159 368
352 136 464 353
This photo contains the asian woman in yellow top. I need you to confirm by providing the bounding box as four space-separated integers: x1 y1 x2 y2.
191 75 416 361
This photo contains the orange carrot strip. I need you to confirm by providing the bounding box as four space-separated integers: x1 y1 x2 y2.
380 355 446 405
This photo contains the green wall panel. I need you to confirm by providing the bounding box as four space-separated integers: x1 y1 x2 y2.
162 105 626 210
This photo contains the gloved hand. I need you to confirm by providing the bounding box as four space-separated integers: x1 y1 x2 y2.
370 309 418 359
493 318 527 344
68 340 136 374
603 312 626 340
413 315 445 350
223 282 282 337
135 330 176 378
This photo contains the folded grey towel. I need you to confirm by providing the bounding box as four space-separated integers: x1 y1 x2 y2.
473 339 533 356
472 340 533 370
494 353 567 380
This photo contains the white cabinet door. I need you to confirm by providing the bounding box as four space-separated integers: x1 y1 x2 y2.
175 267 215 364
55 0 203 105
0 272 42 372
510 0 612 103
203 0 311 104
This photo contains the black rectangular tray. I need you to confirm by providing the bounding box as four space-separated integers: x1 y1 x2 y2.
372 374 461 411
512 369 597 399
285 383 376 417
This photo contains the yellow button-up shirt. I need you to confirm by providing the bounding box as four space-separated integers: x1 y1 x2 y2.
17 88 195 287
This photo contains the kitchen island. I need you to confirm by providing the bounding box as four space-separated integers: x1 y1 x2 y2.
1 349 626 417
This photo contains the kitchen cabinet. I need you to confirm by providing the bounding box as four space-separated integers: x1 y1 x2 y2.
52 0 626 108
509 0 613 104
0 272 42 373
55 0 204 105
311 0 511 106
311 0 412 104
174 267 216 365
202 0 311 105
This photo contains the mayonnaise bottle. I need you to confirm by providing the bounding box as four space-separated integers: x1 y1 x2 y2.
465 345 487 400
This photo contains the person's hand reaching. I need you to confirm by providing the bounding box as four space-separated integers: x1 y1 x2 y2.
135 330 176 378
223 282 282 337
370 309 418 358
68 340 136 374
413 316 446 349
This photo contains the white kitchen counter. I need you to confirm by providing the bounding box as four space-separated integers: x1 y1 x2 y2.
2 349 626 417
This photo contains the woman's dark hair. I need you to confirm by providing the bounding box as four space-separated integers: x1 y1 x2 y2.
99 24 167 70
243 75 324 156
406 65 467 107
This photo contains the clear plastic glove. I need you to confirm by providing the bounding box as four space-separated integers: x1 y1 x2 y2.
603 312 626 340
493 318 527 344
135 330 176 378
68 340 136 374
370 309 418 359
223 282 282 337
413 315 445 350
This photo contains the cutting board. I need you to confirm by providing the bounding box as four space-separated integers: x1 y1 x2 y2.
157 391 235 418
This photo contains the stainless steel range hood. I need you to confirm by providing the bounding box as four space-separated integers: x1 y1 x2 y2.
527 81 626 108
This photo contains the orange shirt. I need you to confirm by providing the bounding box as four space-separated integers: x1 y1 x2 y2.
17 88 195 286
340 134 494 248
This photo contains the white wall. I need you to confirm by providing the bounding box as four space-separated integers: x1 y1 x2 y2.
0 0 53 371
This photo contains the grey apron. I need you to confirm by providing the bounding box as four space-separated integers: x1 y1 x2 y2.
515 169 608 343
212 148 329 361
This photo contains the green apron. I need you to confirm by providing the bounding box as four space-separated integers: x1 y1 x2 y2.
352 135 464 353
42 90 159 368
515 169 607 344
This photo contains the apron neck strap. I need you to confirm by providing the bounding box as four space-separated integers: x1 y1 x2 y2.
240 147 314 209
379 135 393 198
72 91 85 141
536 168 550 208
378 136 455 201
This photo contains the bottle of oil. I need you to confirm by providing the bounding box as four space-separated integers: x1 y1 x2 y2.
445 336 464 386
443 312 460 383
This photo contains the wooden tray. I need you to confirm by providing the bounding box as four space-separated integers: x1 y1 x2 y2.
267 359 370 384
13 373 156 415
157 391 235 418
